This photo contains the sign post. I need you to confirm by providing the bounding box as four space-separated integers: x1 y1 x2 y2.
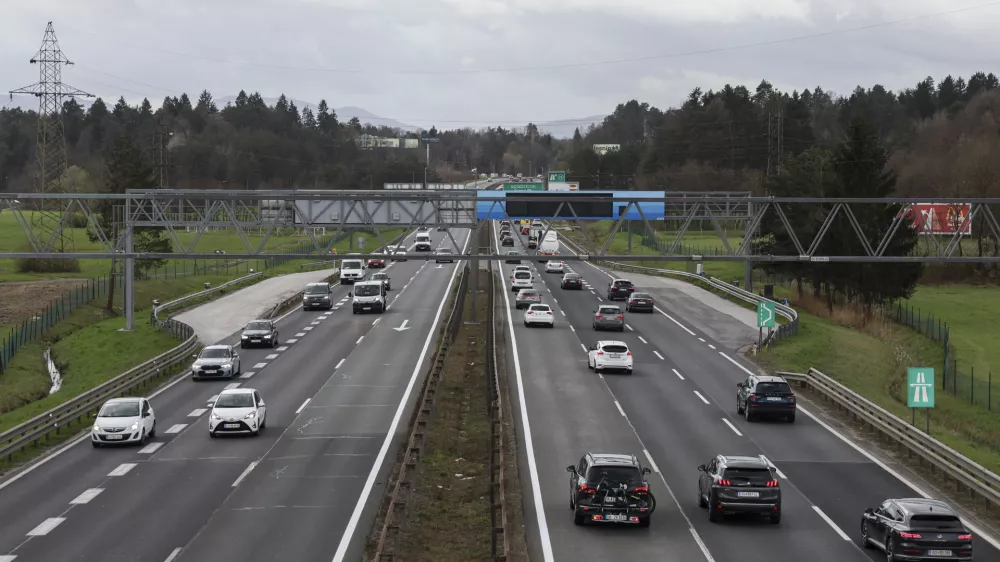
756 301 775 346
420 137 439 189
907 367 935 434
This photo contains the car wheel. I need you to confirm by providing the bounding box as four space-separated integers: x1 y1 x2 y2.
736 398 744 414
788 413 796 423
638 516 651 528
708 502 721 522
139 429 147 445
769 510 781 524
149 422 156 438
885 539 895 561
626 368 633 375
860 521 871 548
574 511 586 526
745 407 754 422
698 485 707 508
260 417 266 430
209 431 217 438
619 327 625 332
240 343 246 349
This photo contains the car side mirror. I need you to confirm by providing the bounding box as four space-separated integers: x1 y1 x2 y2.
642 467 651 475
259 402 265 407
737 382 743 388
566 465 576 473
697 464 706 472
143 412 151 418
864 508 874 516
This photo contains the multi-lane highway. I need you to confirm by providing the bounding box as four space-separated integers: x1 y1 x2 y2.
495 223 1000 562
0 228 469 562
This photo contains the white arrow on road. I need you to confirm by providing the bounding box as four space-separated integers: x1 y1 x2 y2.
393 319 411 332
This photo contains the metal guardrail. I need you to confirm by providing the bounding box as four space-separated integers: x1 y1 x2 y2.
370 261 470 561
781 368 1000 509
487 260 510 560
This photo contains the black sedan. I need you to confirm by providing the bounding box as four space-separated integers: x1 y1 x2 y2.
625 292 654 312
240 320 279 348
861 498 973 560
561 272 583 290
501 236 514 247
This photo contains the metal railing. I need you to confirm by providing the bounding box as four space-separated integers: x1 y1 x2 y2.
781 368 1000 509
487 260 510 560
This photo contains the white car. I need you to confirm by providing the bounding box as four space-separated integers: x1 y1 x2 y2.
545 261 565 273
92 397 156 447
510 270 533 292
513 265 531 275
209 388 267 437
587 340 633 374
523 304 554 327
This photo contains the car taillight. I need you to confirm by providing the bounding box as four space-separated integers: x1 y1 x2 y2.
579 484 595 493
785 394 795 401
597 351 604 356
958 534 973 540
546 311 552 315
626 352 632 357
899 532 922 539
717 479 731 486
765 480 779 487
616 315 624 320
632 486 648 493
749 394 758 402
596 314 603 319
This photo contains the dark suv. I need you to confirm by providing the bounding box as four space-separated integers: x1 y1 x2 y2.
566 453 653 527
736 374 796 422
698 455 781 524
861 498 973 560
607 279 635 300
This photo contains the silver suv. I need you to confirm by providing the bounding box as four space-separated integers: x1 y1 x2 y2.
592 305 624 331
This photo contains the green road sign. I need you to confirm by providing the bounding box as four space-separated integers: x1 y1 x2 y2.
907 368 935 408
548 171 566 182
503 182 544 191
756 301 776 328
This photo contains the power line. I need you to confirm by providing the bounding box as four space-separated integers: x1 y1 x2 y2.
60 2 1000 75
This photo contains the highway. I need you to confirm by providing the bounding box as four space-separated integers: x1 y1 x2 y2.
0 228 470 562
497 223 1000 562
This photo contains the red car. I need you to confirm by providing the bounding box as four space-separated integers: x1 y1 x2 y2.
368 257 385 268
521 226 530 234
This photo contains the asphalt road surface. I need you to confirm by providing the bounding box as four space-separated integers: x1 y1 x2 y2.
0 228 469 562
497 223 1000 562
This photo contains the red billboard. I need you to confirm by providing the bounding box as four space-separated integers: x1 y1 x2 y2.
905 203 973 235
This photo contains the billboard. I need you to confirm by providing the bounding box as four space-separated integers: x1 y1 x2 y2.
547 182 579 192
593 144 621 155
476 190 665 220
403 138 420 149
906 203 973 235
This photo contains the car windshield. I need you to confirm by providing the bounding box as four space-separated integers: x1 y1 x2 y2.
601 345 629 353
756 382 792 394
722 466 772 484
355 285 381 296
588 466 642 486
598 307 620 315
215 393 254 408
529 305 550 312
200 348 229 359
515 272 530 279
632 293 651 299
99 401 140 417
305 285 328 294
245 322 270 331
342 260 363 269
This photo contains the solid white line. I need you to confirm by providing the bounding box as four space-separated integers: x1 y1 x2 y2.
719 351 756 376
163 547 183 562
373 318 380 325
164 424 187 434
690 528 716 562
69 488 104 504
642 449 660 473
188 408 207 417
295 332 306 337
265 354 279 360
721 418 743 436
569 324 574 332
672 368 685 380
239 371 255 379
760 455 787 479
332 228 471 562
276 346 289 351
653 350 664 360
335 358 345 369
638 336 647 344
654 306 696 336
26 517 65 536
138 442 163 454
693 391 710 405
285 339 298 344
698 337 705 342
356 336 364 344
614 401 626 417
626 324 633 331
108 463 136 476
224 382 241 390
296 398 311 414
253 362 267 369
811 505 851 540
232 461 259 487
708 344 716 350
304 326 313 331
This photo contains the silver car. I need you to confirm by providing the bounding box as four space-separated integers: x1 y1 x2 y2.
515 289 542 309
592 305 625 332
191 344 241 379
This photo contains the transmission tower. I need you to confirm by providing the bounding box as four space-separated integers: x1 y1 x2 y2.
9 22 93 252
766 110 784 177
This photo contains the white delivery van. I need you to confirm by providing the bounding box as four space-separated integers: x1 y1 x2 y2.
340 258 366 285
350 280 388 313
415 232 432 252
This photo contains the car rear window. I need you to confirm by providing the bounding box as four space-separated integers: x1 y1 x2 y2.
530 305 550 312
723 466 772 483
564 273 579 278
614 280 632 286
632 293 651 299
601 345 628 353
755 382 792 394
909 514 963 528
598 307 620 314
515 271 531 279
587 465 642 485
519 290 538 297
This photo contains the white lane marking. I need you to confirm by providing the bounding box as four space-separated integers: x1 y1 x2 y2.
188 408 207 417
760 455 787 479
138 442 163 454
552 298 558 304
304 326 314 331
240 371 255 379
719 351 756 376
276 346 289 351
590 290 595 294
295 332 306 337
615 401 626 416
653 350 664 360
708 344 716 350
163 547 183 562
356 336 364 344
0 556 17 561
722 418 743 436
285 339 299 344
165 424 188 434
643 449 660 473
690 528 716 562
296 399 311 414
333 307 340 310
626 324 633 331
672 368 685 380
335 358 345 369
332 228 471 562
569 324 574 332
265 354 279 360
232 460 259 487
596 296 603 301
698 337 706 343
560 310 565 316
373 318 380 325
311 321 321 325
253 362 267 369
654 306 696 336
26 517 65 536
811 505 851 540
580 343 587 352
69 488 104 504
108 463 137 476
638 336 648 344
693 391 710 405
224 382 241 390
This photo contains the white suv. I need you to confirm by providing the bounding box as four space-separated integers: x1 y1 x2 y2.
510 269 532 292
523 303 554 327
587 340 633 374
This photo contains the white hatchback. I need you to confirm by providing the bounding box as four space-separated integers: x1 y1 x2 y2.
587 340 633 374
523 304 555 327
209 388 267 437
545 261 565 273
510 269 533 292
92 397 156 447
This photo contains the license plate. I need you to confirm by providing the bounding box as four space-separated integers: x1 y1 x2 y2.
604 496 617 503
363 306 371 310
251 339 260 343
766 397 782 401
609 354 621 359
927 551 952 557
737 491 760 498
224 423 241 429
605 514 627 521
105 434 123 440
204 369 218 373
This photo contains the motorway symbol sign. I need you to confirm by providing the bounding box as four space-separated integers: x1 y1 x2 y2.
548 171 566 182
907 368 935 407
757 302 776 328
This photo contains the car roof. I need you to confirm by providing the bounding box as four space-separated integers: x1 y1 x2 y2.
528 303 550 309
306 282 328 286
218 388 254 396
354 280 381 286
598 340 628 347
751 375 788 383
247 319 270 323
598 304 620 310
894 498 955 515
589 453 639 466
203 344 230 350
105 397 141 404
720 455 769 468
613 278 632 283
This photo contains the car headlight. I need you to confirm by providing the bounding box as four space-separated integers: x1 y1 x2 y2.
264 334 272 338
93 424 101 432
222 363 232 370
130 422 138 431
243 411 256 419
322 296 330 300
211 413 221 420
241 335 248 339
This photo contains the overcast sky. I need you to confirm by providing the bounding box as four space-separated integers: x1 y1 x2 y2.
2 0 999 130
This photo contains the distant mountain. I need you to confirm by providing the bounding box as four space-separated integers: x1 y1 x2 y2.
213 96 418 132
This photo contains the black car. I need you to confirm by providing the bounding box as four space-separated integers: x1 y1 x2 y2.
567 453 654 527
240 320 279 348
736 374 796 422
505 251 521 264
625 292 654 312
698 455 781 524
861 498 973 560
501 235 514 247
561 272 583 290
415 242 432 252
607 279 636 300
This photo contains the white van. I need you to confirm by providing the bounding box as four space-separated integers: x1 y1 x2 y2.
340 259 366 285
415 232 432 252
350 280 388 313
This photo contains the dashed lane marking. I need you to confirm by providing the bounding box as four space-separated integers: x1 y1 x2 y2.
240 371 255 379
812 506 851 541
108 463 137 476
295 332 306 337
26 517 65 536
693 391 710 405
722 418 743 436
224 382 241 390
188 409 207 417
614 401 626 416
653 351 664 360
138 442 163 454
304 327 314 331
296 399 311 414
356 336 364 344
672 368 685 380
626 324 633 331
265 354 279 359
69 488 104 504
285 339 299 344
164 548 183 562
643 449 660 473
335 358 345 369
165 424 187 434
253 362 267 369
311 321 321 325
276 346 289 351
638 336 647 344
